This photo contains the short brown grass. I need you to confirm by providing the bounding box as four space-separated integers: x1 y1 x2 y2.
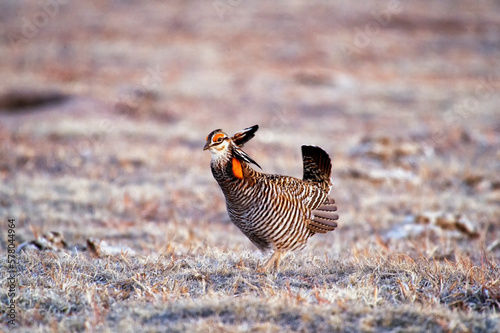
2 248 498 332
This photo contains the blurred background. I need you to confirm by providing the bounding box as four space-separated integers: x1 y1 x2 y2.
0 0 499 259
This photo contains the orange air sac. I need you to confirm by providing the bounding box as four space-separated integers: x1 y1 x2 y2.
232 158 244 179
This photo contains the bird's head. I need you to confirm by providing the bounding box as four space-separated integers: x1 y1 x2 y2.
203 125 262 169
203 129 231 158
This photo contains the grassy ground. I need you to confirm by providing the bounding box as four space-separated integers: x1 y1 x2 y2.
1 0 500 331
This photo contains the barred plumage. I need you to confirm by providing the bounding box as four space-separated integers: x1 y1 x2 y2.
204 125 338 271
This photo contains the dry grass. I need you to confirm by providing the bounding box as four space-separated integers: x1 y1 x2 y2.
1 250 499 332
1 0 500 331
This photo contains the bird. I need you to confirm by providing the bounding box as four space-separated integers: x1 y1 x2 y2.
203 125 338 271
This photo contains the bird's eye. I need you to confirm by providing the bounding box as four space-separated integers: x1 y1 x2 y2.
213 133 225 143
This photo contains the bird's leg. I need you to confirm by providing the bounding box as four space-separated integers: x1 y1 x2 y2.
262 250 283 272
273 251 282 271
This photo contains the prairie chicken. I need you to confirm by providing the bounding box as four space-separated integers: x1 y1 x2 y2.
204 125 338 271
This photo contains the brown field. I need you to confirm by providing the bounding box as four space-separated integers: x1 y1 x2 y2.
1 0 500 332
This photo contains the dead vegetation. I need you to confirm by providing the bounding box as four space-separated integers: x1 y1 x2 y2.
1 0 500 332
1 158 499 332
2 248 498 332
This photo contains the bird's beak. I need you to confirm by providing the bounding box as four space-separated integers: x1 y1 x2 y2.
203 141 210 150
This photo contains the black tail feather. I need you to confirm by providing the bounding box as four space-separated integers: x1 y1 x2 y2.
302 145 332 183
